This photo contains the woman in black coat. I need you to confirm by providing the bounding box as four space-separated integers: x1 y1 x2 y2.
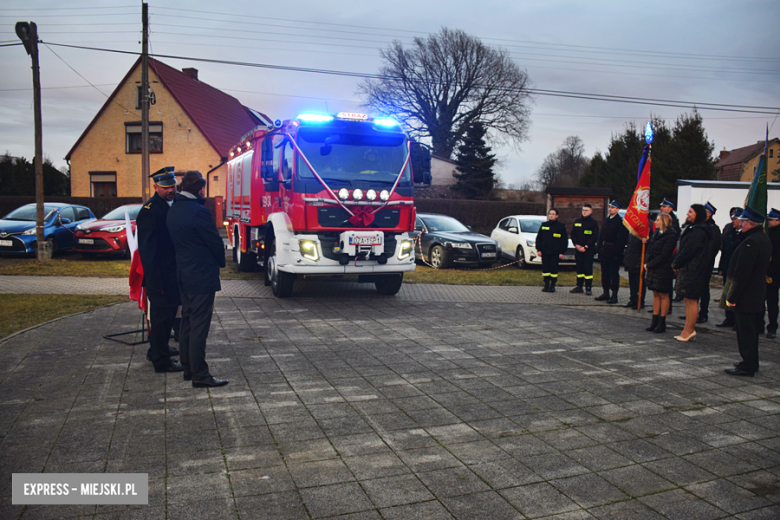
671 204 712 342
644 213 678 333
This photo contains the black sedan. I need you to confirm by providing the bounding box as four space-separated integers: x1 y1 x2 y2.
411 213 501 269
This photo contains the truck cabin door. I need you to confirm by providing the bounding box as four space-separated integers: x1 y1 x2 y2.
279 138 294 214
261 134 283 217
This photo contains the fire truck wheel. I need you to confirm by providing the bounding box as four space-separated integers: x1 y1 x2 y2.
375 274 403 295
267 238 294 298
430 245 448 269
237 233 256 272
232 230 238 264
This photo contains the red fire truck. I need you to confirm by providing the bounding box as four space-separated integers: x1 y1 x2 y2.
225 112 427 297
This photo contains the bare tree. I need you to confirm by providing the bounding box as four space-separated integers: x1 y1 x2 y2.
358 28 533 159
536 136 589 189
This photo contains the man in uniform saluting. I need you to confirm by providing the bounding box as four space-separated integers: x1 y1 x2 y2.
137 166 183 373
570 204 599 295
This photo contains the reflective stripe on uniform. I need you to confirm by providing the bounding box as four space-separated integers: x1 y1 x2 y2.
542 272 550 277
550 273 558 278
584 275 593 279
577 274 585 278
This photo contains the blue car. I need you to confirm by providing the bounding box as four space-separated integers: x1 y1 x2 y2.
0 203 95 255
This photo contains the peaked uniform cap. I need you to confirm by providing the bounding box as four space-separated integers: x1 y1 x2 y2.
739 206 765 224
609 200 621 209
151 166 176 187
660 199 675 209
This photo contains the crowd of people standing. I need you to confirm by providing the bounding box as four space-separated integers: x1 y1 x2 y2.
538 199 779 378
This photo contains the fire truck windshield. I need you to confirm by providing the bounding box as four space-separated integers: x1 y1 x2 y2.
296 130 411 186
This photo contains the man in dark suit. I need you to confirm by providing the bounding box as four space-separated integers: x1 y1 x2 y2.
136 166 182 373
595 200 628 304
764 208 780 339
167 171 228 388
724 206 772 377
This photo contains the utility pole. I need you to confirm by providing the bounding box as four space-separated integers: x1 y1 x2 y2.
15 21 47 261
141 2 150 200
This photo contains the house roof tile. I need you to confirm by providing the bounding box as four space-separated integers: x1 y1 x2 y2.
66 57 268 160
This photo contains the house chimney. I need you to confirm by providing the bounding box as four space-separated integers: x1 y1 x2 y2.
720 150 730 160
182 68 198 80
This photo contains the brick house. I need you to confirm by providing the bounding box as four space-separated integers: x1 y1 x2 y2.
716 138 780 181
66 57 268 200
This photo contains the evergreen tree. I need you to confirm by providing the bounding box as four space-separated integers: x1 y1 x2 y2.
578 113 713 208
452 122 497 199
0 154 70 196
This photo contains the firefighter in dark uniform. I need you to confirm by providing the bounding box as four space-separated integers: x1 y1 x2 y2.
570 203 599 295
764 208 780 339
596 200 629 304
658 199 681 234
536 208 568 293
724 206 772 376
137 166 183 373
695 201 722 323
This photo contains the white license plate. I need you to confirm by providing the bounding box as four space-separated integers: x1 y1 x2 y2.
563 254 575 260
0 239 12 247
78 238 94 245
481 252 496 258
349 235 382 246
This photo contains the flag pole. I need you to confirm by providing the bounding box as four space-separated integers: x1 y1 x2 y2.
637 242 645 310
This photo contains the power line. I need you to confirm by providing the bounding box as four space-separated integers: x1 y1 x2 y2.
41 41 779 115
41 42 139 116
149 6 780 64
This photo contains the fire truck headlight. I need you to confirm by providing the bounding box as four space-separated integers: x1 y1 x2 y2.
338 188 349 200
298 240 320 261
379 190 390 201
366 189 377 201
398 240 413 260
352 189 364 201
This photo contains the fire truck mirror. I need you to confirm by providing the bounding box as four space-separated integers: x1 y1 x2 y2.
320 144 333 156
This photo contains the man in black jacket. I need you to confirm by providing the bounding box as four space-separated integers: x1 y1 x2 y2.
696 202 722 323
570 204 599 295
595 201 628 304
724 206 772 377
716 207 743 328
536 208 568 293
136 166 182 373
167 171 228 388
765 208 780 339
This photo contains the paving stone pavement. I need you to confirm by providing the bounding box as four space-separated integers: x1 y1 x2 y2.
3 280 780 519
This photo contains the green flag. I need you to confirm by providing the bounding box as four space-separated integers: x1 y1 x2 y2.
746 129 768 218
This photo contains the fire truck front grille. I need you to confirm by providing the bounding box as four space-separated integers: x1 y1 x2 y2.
318 233 398 262
317 207 401 229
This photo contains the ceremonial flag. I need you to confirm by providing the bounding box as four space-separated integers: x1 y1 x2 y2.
624 137 652 239
125 210 147 312
745 125 768 220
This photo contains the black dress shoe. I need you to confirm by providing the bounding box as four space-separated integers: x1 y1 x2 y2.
623 301 637 308
570 286 584 294
767 331 777 339
594 293 610 301
192 376 229 388
696 316 708 324
724 368 754 377
606 297 618 304
716 320 735 328
678 315 686 320
155 361 184 373
733 362 759 372
183 371 192 381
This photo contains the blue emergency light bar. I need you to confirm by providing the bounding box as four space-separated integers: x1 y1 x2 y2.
296 113 334 123
373 118 399 128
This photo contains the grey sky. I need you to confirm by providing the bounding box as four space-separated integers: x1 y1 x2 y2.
2 0 778 188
